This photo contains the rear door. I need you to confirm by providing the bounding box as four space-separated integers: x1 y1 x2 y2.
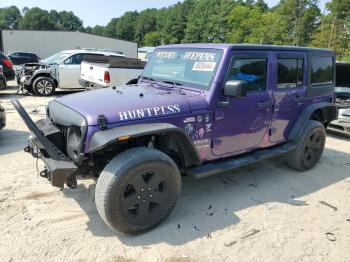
269 52 307 142
59 53 84 89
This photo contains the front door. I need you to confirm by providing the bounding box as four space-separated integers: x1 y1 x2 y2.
269 52 307 143
59 53 84 89
212 52 273 156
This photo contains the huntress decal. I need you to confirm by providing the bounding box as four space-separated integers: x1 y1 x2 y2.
118 104 181 121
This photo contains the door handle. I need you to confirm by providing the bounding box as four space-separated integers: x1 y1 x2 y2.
257 100 272 107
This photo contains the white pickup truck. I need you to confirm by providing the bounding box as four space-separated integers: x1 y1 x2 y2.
80 55 146 89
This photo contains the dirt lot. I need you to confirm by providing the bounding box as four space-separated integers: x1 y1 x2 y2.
0 83 350 262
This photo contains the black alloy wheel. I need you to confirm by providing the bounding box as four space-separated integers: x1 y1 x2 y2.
95 147 181 234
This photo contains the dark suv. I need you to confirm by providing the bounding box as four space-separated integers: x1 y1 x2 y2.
0 51 15 80
13 44 337 234
8 52 40 65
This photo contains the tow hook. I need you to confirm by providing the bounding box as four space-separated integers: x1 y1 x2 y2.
40 169 49 179
24 146 31 153
66 175 77 189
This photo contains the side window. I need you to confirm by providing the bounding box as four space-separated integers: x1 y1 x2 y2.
227 58 267 92
311 56 333 86
64 53 84 65
277 58 304 89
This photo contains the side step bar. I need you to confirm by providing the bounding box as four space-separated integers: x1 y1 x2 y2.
186 142 297 179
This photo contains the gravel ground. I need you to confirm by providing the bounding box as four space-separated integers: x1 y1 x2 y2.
0 83 350 262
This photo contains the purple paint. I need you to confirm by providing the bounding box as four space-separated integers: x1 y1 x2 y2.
53 44 335 162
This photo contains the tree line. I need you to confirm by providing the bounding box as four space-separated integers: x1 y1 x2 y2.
0 0 349 61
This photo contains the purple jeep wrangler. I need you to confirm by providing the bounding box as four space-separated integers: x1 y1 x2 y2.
13 44 337 234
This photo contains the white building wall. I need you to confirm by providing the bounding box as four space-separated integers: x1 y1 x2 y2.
1 30 137 58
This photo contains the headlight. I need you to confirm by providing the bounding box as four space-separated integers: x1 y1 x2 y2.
67 126 84 160
47 101 87 164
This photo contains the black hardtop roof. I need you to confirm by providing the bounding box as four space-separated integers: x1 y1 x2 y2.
160 43 335 55
230 44 334 54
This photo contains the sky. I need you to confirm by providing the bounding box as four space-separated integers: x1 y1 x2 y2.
0 0 330 27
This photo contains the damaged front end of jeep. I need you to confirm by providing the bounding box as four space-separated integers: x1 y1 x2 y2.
12 99 87 189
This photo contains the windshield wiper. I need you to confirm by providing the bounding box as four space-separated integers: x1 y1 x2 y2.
160 80 183 86
140 76 155 82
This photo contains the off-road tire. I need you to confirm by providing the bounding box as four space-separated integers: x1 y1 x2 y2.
286 120 326 171
95 147 181 234
33 77 56 96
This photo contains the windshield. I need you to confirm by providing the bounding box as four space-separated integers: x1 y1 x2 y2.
43 52 71 64
142 48 223 91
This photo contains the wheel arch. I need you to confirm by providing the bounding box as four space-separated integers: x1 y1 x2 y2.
32 73 58 87
88 123 202 168
288 102 337 141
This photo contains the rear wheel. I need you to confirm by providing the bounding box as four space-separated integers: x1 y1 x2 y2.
95 147 181 234
287 120 326 171
33 77 56 96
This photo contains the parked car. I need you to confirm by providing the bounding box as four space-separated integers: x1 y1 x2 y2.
0 102 5 130
138 46 155 61
0 65 7 89
0 51 15 80
80 54 145 89
8 52 40 65
12 44 337 234
17 50 125 96
328 62 350 136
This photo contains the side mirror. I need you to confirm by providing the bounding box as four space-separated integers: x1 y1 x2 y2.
224 80 248 98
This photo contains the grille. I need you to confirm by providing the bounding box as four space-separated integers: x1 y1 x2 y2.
53 122 69 139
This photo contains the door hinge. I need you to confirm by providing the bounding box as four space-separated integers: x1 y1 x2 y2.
97 114 107 131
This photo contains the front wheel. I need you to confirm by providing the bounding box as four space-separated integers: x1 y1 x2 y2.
33 77 56 96
286 120 326 171
95 147 181 234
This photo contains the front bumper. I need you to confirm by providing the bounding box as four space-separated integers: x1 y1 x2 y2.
328 119 350 137
11 99 78 188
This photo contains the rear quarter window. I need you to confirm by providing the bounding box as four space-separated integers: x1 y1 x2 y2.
278 58 304 89
311 56 334 86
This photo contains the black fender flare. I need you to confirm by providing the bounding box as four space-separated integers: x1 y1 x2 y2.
288 102 337 141
88 123 202 167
